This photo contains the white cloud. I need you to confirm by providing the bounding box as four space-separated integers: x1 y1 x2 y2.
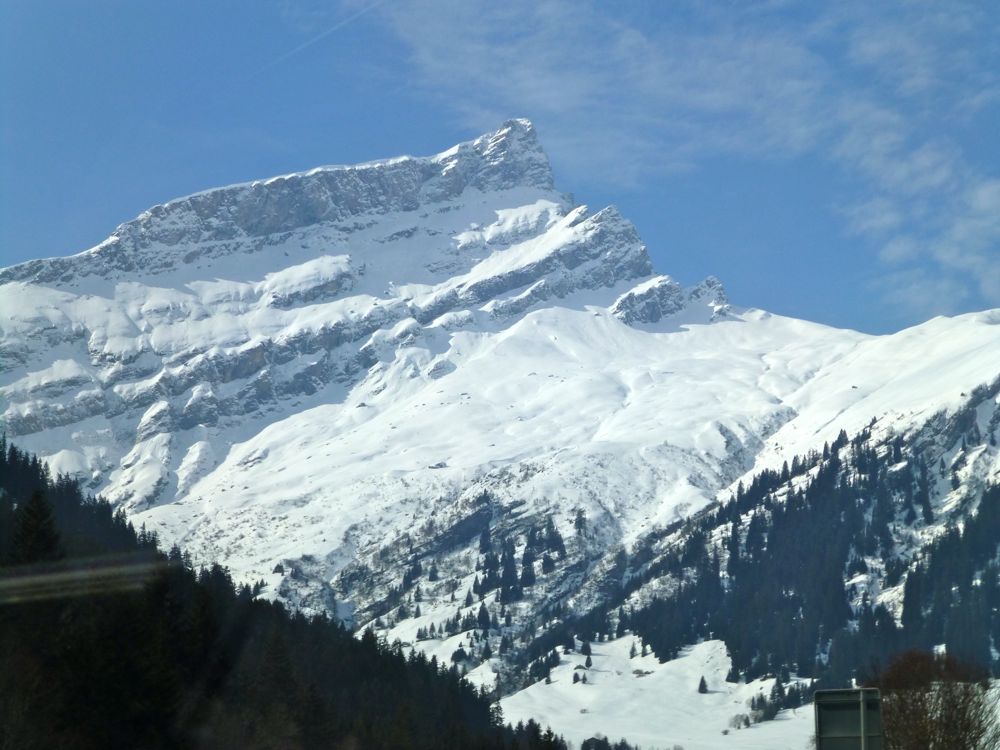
361 0 839 184
882 268 972 319
352 0 1000 319
841 198 903 238
930 178 1000 302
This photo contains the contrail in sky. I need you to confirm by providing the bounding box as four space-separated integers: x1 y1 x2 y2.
259 1 385 73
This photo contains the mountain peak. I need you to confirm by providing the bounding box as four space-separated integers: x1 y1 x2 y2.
452 118 553 193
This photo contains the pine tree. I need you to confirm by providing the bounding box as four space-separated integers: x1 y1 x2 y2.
520 554 536 587
479 527 492 554
616 606 628 638
13 489 62 563
726 519 741 577
698 675 708 693
542 552 555 574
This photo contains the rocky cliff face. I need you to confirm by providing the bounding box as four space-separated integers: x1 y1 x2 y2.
610 274 729 325
2 122 999 697
0 120 554 287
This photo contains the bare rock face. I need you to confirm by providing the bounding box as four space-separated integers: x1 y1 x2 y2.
610 274 730 326
0 119 554 287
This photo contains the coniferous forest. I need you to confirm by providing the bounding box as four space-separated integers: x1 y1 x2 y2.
4 412 999 745
624 426 1000 695
497 417 1000 725
0 437 567 750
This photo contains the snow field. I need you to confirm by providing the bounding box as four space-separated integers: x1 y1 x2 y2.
501 638 814 750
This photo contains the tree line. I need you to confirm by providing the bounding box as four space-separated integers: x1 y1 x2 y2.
626 422 1000 692
0 437 568 750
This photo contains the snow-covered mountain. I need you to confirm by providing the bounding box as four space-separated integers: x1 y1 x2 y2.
2 119 999 747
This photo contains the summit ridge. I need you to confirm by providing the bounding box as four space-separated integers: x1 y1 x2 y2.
0 119 553 287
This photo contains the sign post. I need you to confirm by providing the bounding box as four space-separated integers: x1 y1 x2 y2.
814 688 883 749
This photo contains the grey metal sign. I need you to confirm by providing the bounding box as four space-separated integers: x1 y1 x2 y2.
814 688 883 750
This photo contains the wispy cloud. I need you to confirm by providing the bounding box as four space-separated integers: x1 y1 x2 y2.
365 1 835 182
347 0 999 319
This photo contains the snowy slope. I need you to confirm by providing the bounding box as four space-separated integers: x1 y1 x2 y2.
735 310 1000 484
501 639 813 750
127 307 858 587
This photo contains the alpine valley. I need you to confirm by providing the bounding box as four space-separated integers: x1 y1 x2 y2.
3 120 1000 749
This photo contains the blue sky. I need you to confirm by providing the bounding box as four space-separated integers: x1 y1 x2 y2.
2 1 998 333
